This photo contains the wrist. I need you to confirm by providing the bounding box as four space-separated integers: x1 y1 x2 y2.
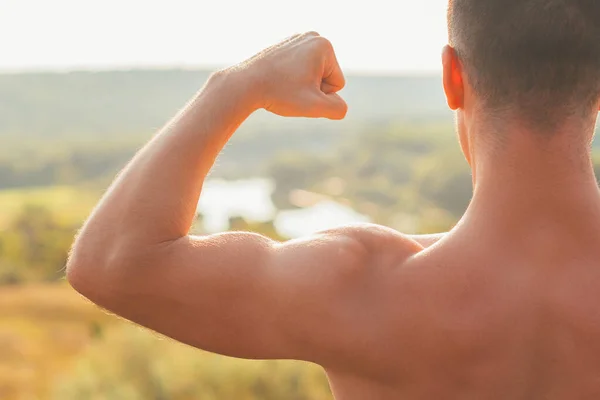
206 68 263 117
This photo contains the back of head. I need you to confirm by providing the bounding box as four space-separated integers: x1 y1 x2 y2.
448 0 600 130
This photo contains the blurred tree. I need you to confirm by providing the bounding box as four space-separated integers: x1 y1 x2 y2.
0 205 75 283
53 324 333 400
190 212 206 235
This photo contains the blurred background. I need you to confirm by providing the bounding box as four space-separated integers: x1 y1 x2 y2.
1 0 599 399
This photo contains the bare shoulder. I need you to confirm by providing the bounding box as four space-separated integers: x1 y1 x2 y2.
289 224 430 371
271 222 426 292
315 223 425 264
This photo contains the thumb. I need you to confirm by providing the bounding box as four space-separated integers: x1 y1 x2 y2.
311 91 348 120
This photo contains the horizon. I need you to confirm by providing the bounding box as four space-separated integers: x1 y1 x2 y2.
0 65 445 77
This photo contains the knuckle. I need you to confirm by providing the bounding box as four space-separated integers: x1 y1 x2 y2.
286 33 302 41
303 31 320 37
313 36 333 50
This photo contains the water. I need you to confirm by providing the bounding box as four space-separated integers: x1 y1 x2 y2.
197 178 370 239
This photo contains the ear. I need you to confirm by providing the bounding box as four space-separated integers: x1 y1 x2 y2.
442 45 464 110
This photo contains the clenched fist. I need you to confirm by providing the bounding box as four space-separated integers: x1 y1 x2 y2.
223 32 348 120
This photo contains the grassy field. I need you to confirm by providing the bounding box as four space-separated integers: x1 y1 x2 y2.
0 186 99 229
0 184 109 399
0 184 334 399
0 283 333 400
0 283 117 400
0 185 98 397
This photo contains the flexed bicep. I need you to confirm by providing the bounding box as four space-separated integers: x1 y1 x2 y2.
69 230 371 362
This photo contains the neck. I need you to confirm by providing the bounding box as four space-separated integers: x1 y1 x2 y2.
460 120 600 240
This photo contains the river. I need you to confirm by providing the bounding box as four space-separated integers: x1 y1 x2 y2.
197 178 370 239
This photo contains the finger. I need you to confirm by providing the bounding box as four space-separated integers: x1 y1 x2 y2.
322 43 346 92
282 33 302 43
311 91 348 120
263 33 301 55
321 81 340 94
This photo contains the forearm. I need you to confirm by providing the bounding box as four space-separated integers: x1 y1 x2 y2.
72 72 255 256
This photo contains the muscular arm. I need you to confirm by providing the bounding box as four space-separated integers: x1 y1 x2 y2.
66 33 419 365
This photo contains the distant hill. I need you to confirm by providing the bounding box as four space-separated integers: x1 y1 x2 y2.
0 69 452 139
3 69 596 155
1 69 599 188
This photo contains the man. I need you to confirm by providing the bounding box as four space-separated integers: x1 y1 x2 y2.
67 0 600 398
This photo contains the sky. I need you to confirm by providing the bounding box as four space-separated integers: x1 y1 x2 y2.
0 0 449 73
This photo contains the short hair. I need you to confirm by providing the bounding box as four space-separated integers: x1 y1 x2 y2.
448 0 600 129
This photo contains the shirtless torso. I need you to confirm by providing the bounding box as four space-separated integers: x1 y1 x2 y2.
323 221 600 399
66 24 600 399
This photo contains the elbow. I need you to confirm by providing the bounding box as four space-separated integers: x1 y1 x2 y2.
66 227 173 304
65 234 133 302
65 238 108 301
65 248 96 298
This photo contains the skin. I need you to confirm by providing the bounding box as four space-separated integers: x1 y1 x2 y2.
67 32 600 399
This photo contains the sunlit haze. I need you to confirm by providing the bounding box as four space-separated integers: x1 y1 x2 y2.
1 0 449 73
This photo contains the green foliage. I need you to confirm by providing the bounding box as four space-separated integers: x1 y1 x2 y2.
415 148 472 217
267 152 334 209
0 70 456 186
0 205 76 284
52 324 332 400
0 195 287 286
267 123 472 232
0 139 140 190
593 151 600 185
0 185 97 229
0 71 451 140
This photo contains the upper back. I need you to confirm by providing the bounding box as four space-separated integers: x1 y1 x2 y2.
326 226 600 400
